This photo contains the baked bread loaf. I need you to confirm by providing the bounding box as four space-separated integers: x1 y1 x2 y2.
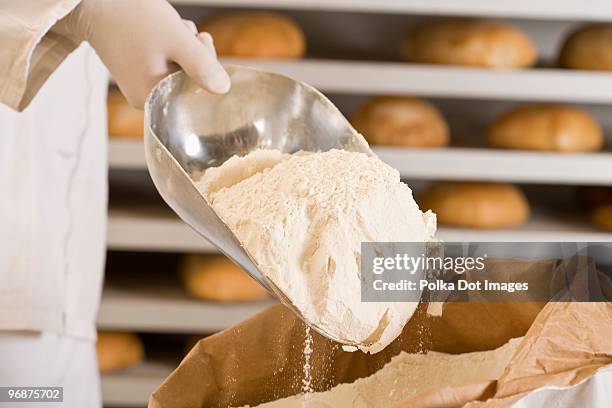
180 254 269 302
559 24 612 71
419 182 530 229
401 20 537 68
487 104 603 152
97 332 144 373
107 89 144 138
198 12 305 58
592 205 612 231
351 96 449 147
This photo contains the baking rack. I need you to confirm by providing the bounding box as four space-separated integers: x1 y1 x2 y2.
100 1 612 406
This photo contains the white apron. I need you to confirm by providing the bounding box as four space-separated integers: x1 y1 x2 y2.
0 43 108 341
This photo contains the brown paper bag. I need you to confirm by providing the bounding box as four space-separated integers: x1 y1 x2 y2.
149 259 612 408
394 302 612 408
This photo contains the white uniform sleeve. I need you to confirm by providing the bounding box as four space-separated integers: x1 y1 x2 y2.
0 0 82 111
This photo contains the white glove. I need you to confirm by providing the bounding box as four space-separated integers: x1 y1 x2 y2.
54 0 230 108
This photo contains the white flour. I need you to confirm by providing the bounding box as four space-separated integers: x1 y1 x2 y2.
197 149 436 353
302 326 314 395
249 337 522 408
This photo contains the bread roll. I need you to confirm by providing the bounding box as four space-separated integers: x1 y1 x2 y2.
97 332 144 373
401 20 537 68
559 24 612 71
107 89 144 138
351 96 449 147
180 254 269 302
487 104 603 152
198 12 305 58
592 205 612 231
419 182 530 229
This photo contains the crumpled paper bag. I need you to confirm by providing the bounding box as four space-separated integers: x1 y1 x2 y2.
149 259 612 408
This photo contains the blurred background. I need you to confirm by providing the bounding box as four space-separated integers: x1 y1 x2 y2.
100 1 612 406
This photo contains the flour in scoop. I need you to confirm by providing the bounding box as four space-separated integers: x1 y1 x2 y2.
197 149 436 353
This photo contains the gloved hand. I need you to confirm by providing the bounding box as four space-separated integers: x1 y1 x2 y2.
54 0 230 108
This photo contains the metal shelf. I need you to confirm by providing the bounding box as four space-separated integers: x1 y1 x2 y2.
107 203 612 253
220 59 612 104
171 0 612 22
107 205 216 253
98 284 272 333
376 147 612 186
108 139 145 170
109 59 612 104
108 140 612 186
438 213 612 242
101 361 171 407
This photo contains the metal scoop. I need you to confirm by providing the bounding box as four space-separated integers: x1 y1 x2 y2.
144 65 373 346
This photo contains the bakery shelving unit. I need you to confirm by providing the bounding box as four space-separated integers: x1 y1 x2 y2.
223 59 612 104
98 282 273 333
101 361 171 407
110 139 612 186
106 193 612 249
107 204 215 252
101 1 612 407
107 137 612 243
171 0 612 21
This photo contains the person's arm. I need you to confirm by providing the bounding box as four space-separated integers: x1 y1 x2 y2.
0 0 82 111
0 0 230 112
